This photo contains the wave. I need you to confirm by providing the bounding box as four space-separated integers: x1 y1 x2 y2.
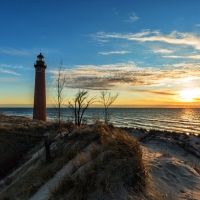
1 108 200 135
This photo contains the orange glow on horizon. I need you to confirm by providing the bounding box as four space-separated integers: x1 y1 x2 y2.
1 89 200 108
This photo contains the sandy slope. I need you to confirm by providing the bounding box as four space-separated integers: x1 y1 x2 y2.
129 129 200 200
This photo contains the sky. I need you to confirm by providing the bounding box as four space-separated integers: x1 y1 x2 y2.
1 0 200 108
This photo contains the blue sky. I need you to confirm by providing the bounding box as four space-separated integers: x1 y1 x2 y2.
1 0 200 107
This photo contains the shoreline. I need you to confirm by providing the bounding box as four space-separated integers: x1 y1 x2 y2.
0 113 200 136
1 107 200 134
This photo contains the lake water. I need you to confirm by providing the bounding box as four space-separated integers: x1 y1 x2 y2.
1 108 200 135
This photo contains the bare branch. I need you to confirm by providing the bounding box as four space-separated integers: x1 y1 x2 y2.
98 91 119 124
52 60 67 129
68 90 96 126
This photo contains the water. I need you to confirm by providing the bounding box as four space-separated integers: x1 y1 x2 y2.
1 108 200 135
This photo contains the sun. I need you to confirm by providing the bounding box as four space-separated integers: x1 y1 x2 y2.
179 89 200 102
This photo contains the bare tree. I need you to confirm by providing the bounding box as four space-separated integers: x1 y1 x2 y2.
53 61 66 129
68 90 96 126
99 91 119 124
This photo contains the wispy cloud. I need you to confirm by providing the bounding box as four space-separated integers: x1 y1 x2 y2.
48 62 200 90
132 89 176 96
195 24 200 27
0 64 23 69
93 30 200 50
0 68 20 76
98 51 131 55
125 12 139 23
0 77 19 82
162 55 200 60
0 47 59 56
0 48 30 56
164 62 194 69
163 55 200 59
152 49 174 54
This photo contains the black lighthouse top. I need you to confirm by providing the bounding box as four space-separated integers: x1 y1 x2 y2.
37 53 44 61
35 53 47 69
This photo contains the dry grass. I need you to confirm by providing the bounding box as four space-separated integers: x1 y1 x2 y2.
50 122 148 200
193 167 200 175
0 114 70 180
0 119 161 199
0 120 100 200
0 133 42 180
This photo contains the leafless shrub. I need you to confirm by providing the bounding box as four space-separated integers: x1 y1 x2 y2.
68 90 96 126
52 60 67 130
98 91 119 124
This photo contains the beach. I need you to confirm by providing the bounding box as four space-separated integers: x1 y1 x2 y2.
0 114 199 199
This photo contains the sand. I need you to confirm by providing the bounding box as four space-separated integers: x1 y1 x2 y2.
128 129 200 199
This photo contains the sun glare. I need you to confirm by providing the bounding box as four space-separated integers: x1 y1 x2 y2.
179 89 200 102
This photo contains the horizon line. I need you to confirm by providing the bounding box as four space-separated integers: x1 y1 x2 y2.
0 105 199 109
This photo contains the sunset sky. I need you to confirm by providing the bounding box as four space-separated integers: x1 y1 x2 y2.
1 0 200 107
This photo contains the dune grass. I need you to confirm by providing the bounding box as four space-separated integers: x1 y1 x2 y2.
0 117 47 180
0 121 101 200
0 117 150 199
50 122 148 200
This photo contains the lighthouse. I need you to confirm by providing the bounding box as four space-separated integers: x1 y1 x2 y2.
33 53 47 121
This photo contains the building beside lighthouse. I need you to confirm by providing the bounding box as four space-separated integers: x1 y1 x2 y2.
33 53 47 121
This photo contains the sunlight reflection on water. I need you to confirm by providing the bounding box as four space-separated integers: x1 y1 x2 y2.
179 108 198 122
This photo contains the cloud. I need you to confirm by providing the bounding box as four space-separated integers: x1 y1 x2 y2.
98 51 131 55
132 89 176 96
194 98 200 101
0 68 20 76
126 13 139 23
153 49 174 54
0 48 30 56
0 47 59 56
195 24 200 27
163 55 200 59
0 77 19 82
148 90 176 95
93 30 200 50
0 64 23 69
164 62 200 70
48 62 200 90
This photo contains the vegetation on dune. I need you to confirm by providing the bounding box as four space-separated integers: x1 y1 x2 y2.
0 114 51 180
0 117 148 200
2 111 198 199
52 60 66 130
68 90 96 126
50 122 147 200
98 91 119 124
0 119 100 199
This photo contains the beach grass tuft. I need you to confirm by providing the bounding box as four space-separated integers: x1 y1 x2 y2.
50 122 148 199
